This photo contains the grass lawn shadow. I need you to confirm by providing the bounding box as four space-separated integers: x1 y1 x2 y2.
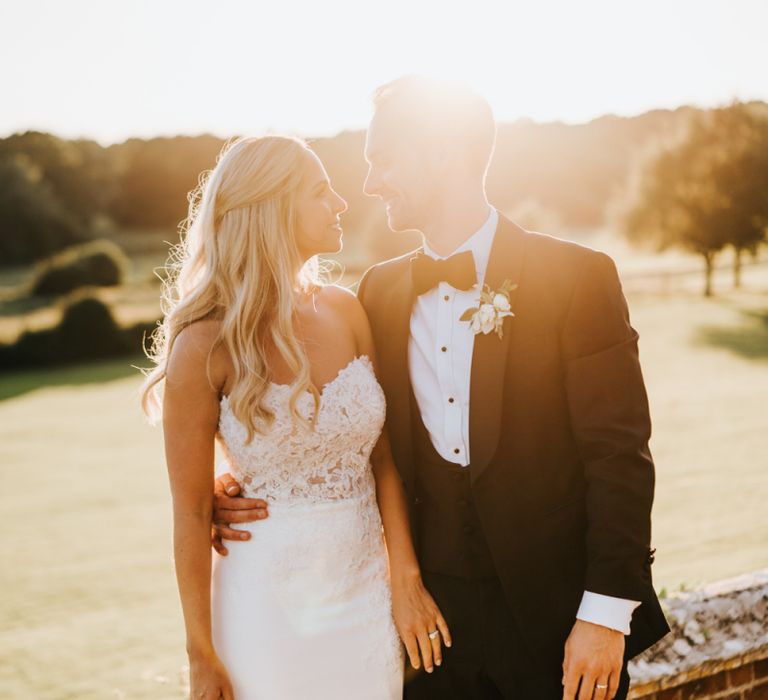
0 353 148 401
694 306 768 361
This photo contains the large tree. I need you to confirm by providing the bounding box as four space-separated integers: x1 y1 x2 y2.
621 103 768 296
708 104 768 287
108 135 224 229
0 155 84 264
0 131 114 228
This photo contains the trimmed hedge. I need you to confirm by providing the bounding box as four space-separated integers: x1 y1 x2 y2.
30 239 130 296
0 293 158 369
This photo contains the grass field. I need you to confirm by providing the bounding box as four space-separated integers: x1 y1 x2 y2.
1 248 767 698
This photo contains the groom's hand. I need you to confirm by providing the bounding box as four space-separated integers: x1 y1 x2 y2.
211 473 269 555
561 619 624 700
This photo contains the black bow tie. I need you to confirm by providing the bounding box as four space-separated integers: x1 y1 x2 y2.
410 250 477 297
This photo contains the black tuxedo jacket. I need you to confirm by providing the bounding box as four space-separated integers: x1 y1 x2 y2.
357 214 670 662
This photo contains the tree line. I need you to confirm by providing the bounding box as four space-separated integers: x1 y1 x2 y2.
1 102 766 295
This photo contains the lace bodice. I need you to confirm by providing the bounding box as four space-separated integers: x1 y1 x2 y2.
213 357 403 698
217 355 386 503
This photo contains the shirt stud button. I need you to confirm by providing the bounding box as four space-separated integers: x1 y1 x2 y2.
441 346 447 352
448 397 455 403
443 295 450 301
453 448 460 454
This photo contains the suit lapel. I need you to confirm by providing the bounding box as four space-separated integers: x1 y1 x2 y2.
469 216 528 483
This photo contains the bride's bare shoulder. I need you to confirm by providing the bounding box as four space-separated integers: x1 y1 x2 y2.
172 318 224 355
166 318 229 391
315 284 374 353
318 284 363 311
316 284 368 321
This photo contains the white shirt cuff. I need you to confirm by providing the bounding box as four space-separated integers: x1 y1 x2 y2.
576 591 641 635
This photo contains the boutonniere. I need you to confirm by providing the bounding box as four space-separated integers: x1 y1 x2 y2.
459 279 517 339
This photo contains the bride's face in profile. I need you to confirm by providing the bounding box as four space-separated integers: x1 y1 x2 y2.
295 150 348 259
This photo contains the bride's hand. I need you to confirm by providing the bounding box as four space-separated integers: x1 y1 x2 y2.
188 647 234 700
390 573 452 673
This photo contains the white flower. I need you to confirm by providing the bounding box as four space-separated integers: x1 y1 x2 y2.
477 303 497 334
459 279 518 339
492 293 511 312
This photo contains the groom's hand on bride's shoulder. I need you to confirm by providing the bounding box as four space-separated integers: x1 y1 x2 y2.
211 473 269 555
561 619 624 700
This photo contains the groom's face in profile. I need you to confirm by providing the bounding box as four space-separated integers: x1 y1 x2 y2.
363 111 439 233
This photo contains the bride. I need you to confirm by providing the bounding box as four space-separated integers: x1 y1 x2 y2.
140 135 450 699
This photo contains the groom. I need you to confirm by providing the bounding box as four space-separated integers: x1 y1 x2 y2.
214 76 670 698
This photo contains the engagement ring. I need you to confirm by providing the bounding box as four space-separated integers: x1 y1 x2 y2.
428 630 439 640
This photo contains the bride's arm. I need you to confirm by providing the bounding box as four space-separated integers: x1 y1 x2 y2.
339 287 452 674
163 322 233 699
369 423 452 674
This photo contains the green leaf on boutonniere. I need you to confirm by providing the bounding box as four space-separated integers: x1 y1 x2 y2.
499 279 517 294
459 307 478 322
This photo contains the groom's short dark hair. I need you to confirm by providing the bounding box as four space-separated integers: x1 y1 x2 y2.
371 75 496 177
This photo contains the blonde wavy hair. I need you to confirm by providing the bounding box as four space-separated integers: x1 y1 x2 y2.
140 135 323 442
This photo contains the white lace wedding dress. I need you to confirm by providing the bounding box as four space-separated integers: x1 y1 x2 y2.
211 355 403 699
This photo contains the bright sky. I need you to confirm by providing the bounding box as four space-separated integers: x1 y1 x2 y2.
1 0 766 145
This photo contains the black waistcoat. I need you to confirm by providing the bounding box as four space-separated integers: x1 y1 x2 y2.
409 388 497 579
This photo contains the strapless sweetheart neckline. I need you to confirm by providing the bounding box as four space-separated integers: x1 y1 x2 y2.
219 354 372 404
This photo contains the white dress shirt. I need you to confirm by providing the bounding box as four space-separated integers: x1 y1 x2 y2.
407 207 640 635
409 208 498 467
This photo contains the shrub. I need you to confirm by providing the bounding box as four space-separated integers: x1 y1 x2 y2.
56 294 125 360
31 239 130 296
0 326 61 367
0 293 156 369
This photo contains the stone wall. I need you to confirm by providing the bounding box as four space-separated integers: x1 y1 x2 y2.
628 570 768 699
